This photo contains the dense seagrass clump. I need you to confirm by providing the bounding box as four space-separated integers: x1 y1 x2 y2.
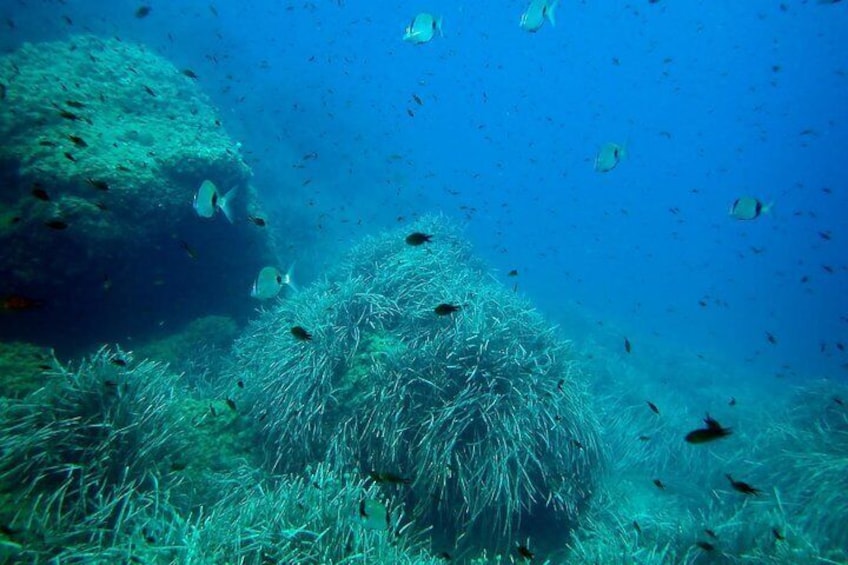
0 346 190 562
231 216 603 550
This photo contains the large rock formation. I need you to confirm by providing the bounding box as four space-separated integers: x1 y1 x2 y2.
0 35 271 351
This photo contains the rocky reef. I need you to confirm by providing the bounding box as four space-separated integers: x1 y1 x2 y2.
0 35 271 351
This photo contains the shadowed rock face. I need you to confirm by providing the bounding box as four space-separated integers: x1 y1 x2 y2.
0 35 271 353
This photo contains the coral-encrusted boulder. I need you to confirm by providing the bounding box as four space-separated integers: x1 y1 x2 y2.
0 35 272 351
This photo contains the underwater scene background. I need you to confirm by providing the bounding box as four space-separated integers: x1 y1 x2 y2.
0 1 846 563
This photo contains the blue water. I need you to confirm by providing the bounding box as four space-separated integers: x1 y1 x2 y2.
5 1 844 377
1 0 847 561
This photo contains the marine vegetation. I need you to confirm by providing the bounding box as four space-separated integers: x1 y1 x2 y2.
0 345 462 563
230 215 603 554
562 351 848 564
0 346 187 562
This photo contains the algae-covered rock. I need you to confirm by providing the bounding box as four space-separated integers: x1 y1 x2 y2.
0 35 272 351
0 34 250 245
231 216 603 554
137 315 240 371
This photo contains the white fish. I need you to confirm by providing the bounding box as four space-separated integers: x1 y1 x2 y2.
193 179 237 223
356 498 390 531
250 264 297 300
403 13 443 44
729 197 772 220
520 0 559 32
594 142 625 173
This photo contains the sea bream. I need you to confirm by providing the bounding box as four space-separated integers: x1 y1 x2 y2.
403 13 443 44
594 142 625 173
250 264 298 300
520 0 559 32
729 196 772 220
193 179 237 222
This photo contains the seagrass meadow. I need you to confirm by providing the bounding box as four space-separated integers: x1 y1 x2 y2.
0 218 846 564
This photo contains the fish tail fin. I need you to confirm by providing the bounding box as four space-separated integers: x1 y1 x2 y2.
436 16 444 36
284 263 299 293
218 186 238 223
548 0 560 26
762 201 774 215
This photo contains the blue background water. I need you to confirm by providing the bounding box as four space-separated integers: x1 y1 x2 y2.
2 1 846 380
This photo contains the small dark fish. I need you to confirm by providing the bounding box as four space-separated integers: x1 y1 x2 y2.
405 232 432 246
182 69 198 79
647 401 660 415
407 108 415 117
638 435 651 441
556 379 564 392
62 15 73 25
225 398 236 411
237 379 244 388
412 93 423 106
704 529 718 539
728 397 737 406
111 357 127 367
369 471 411 485
2 295 43 311
516 545 534 559
695 541 715 552
65 100 85 109
434 303 461 316
834 397 844 406
726 474 762 496
624 337 632 353
170 460 187 471
632 521 642 534
135 5 152 18
39 140 58 147
291 326 313 341
0 524 22 536
68 135 88 148
508 269 519 277
31 186 50 201
143 85 156 97
436 552 452 561
765 332 777 345
247 215 266 227
86 178 109 191
63 152 76 162
209 405 217 417
180 240 197 260
652 478 665 490
685 414 732 444
772 528 785 541
45 219 68 230
58 109 80 121
103 380 118 389
116 164 131 172
0 83 5 100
